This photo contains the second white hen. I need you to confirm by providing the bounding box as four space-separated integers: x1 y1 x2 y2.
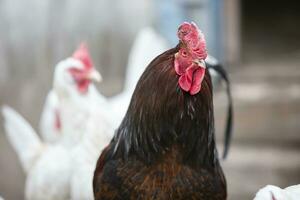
2 45 109 200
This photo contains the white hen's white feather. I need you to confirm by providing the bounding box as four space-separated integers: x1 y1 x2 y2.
25 145 72 200
70 108 113 200
39 91 60 143
285 185 300 197
2 106 44 173
254 184 300 200
69 78 115 200
2 102 84 200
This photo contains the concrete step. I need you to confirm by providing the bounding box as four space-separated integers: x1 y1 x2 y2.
214 77 300 146
220 144 300 199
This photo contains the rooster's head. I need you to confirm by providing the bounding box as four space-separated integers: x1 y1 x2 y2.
54 43 101 96
174 22 207 95
112 22 216 165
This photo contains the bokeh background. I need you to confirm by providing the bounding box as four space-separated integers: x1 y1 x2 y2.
1 0 300 199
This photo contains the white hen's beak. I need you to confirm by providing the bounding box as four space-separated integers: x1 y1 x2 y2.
87 69 102 82
194 59 206 69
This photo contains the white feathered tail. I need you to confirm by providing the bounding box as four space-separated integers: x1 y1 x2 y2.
123 26 168 92
2 105 44 173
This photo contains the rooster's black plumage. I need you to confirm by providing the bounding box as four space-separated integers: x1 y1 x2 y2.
93 22 227 200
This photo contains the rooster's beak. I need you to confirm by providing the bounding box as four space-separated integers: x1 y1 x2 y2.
194 59 206 69
87 69 102 82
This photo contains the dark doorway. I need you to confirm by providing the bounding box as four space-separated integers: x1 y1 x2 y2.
241 1 300 62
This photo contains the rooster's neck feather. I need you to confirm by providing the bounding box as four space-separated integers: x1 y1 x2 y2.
111 47 218 167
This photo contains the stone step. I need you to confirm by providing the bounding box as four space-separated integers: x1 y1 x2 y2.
213 80 300 145
220 144 300 200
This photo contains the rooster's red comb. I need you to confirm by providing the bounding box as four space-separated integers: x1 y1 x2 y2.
177 22 207 59
72 43 93 69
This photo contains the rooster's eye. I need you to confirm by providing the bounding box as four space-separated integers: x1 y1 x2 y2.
181 50 188 57
181 31 187 35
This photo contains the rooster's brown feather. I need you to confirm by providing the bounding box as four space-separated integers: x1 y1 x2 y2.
93 44 226 199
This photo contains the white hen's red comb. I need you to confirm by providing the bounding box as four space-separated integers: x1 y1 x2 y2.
72 43 93 69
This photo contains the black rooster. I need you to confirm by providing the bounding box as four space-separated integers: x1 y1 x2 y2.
94 22 228 200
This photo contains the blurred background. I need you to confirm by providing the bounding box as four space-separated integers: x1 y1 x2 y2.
0 0 300 199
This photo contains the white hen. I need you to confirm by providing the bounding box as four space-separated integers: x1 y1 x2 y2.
254 184 300 200
2 44 107 200
70 27 169 200
39 44 103 144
